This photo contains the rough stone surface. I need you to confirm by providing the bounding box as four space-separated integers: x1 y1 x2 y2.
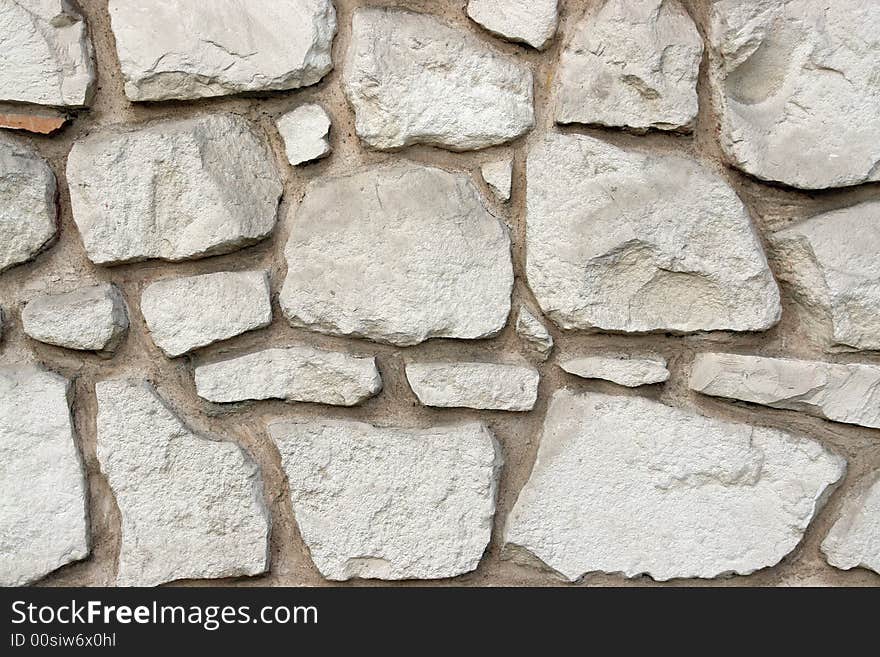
0 139 57 272
22 283 128 352
0 106 68 134
707 0 880 189
66 114 282 265
343 8 534 151
467 0 558 50
690 353 880 430
561 355 669 387
822 472 880 575
526 133 781 333
195 346 381 406
0 366 88 587
480 158 512 202
505 390 846 581
406 362 539 412
773 202 880 351
280 161 513 346
96 379 270 587
108 0 336 102
0 0 95 107
515 307 553 359
141 271 272 357
277 104 332 166
555 0 702 132
270 418 501 580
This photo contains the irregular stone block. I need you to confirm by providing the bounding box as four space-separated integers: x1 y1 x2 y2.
277 104 331 166
405 362 539 412
467 0 558 50
515 307 553 359
0 105 68 134
561 355 669 387
822 472 880 575
480 158 512 202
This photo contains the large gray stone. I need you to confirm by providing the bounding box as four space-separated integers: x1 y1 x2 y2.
0 366 88 586
280 161 513 346
822 472 880 575
506 390 845 581
270 417 501 581
526 133 781 333
96 379 270 587
343 8 534 151
67 114 282 265
405 362 539 412
707 0 880 189
467 0 558 50
108 0 336 102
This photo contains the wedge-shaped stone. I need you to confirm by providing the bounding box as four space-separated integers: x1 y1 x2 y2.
406 362 539 412
270 418 501 580
22 283 128 352
690 353 880 430
195 346 381 406
0 366 88 586
96 379 269 586
280 162 513 346
707 0 880 189
142 271 272 357
343 8 534 151
506 390 845 581
515 307 553 359
822 472 880 575
480 158 512 202
108 0 336 102
0 139 56 272
561 355 669 387
67 114 282 265
773 202 880 351
0 0 95 107
277 104 332 166
526 133 781 333
556 0 702 131
467 0 558 50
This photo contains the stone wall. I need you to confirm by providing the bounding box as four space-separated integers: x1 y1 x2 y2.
1 0 878 587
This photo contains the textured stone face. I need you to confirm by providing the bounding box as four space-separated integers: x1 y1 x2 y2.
280 162 513 346
560 355 669 387
141 271 272 357
270 418 501 581
480 158 513 202
0 366 88 587
195 346 381 406
822 473 880 575
555 0 702 132
772 202 880 351
22 283 128 352
707 0 880 189
276 104 332 166
405 362 539 412
0 0 95 107
467 0 558 50
96 379 270 587
108 0 336 102
343 8 534 151
505 390 845 581
526 133 781 333
515 307 553 359
67 114 282 265
0 139 57 273
690 353 880 430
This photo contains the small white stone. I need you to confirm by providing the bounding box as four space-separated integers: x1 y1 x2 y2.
822 472 880 575
276 104 332 166
96 379 270 587
22 283 128 352
467 0 558 50
67 114 282 265
343 8 534 151
690 353 880 430
0 366 88 586
555 0 702 132
141 271 272 357
0 0 96 107
515 307 553 359
108 0 336 102
406 362 539 412
561 355 669 387
505 390 845 581
195 346 381 406
0 139 57 273
270 417 501 581
480 158 513 202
